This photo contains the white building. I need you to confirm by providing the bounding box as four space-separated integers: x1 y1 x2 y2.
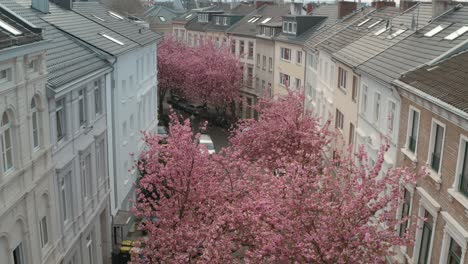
0 5 59 264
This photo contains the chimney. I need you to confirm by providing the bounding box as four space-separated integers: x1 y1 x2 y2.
338 1 357 19
371 1 396 9
306 2 313 14
31 0 49 13
432 0 450 18
255 0 274 8
50 0 73 10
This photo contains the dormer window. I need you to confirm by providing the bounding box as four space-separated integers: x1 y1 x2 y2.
223 17 228 25
198 13 209 22
283 21 297 34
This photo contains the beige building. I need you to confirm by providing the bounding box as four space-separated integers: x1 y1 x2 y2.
393 51 468 264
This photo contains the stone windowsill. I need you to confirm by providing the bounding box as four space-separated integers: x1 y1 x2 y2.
427 168 442 185
447 188 468 213
401 147 418 163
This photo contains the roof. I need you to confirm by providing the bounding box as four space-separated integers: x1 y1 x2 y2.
358 4 468 84
333 3 433 68
143 5 185 26
305 7 375 51
398 51 468 114
172 10 198 23
72 2 160 46
310 4 338 27
0 3 42 50
227 4 290 37
275 16 328 45
2 0 110 89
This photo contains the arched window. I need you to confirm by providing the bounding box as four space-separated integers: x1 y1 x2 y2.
1 112 13 172
31 97 40 150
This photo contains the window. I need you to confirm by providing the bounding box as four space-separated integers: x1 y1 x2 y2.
240 41 244 57
407 108 420 153
256 54 260 68
198 13 208 22
335 109 344 130
247 66 253 87
81 154 92 200
268 57 272 72
255 77 259 89
28 59 38 73
280 47 291 61
94 80 103 115
399 189 411 237
96 139 106 182
13 243 25 264
78 89 86 126
279 73 290 87
223 17 227 25
108 11 124 20
0 19 22 35
283 21 297 34
262 56 266 70
31 98 40 150
361 84 368 113
456 138 468 197
99 33 124 46
424 25 446 37
296 50 302 64
417 209 434 264
444 26 468 41
308 53 314 68
60 173 71 223
447 238 462 264
352 76 358 102
87 234 94 264
374 92 381 123
1 112 13 172
261 80 265 94
248 42 253 59
215 16 220 25
338 67 347 89
0 68 11 83
295 78 301 90
231 40 236 54
246 98 253 119
187 33 192 46
388 28 406 39
240 65 244 83
39 216 48 248
268 82 272 97
388 101 396 134
429 121 445 173
349 123 355 145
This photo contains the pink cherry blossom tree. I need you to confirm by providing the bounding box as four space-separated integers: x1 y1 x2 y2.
132 93 421 263
157 37 242 117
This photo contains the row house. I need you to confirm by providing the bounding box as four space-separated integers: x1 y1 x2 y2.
142 4 186 35
172 10 198 41
393 50 468 264
0 6 58 264
1 0 114 263
333 1 432 168
227 2 289 118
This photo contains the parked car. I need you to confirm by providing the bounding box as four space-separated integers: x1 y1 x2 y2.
168 94 207 115
199 134 215 154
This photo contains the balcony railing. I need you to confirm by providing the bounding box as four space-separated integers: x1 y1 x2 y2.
408 136 416 152
431 152 441 172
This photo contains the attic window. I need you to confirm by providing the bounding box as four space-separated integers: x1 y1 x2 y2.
388 28 406 39
283 21 297 34
159 16 166 22
444 26 468 40
99 33 124 45
374 27 387 36
261 17 272 24
357 18 371 27
367 20 382 29
0 19 22 36
92 15 105 22
108 11 124 20
424 25 445 37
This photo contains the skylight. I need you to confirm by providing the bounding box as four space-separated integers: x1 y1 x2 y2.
99 33 124 46
0 19 22 36
186 14 193 19
247 17 255 23
261 17 272 24
424 25 444 37
388 28 406 39
374 27 387 36
357 18 371 27
159 16 166 22
367 20 382 29
251 17 261 23
108 11 124 20
444 26 468 40
92 15 105 22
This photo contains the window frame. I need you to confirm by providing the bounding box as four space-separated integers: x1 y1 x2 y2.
374 92 381 124
335 109 344 130
39 216 49 248
387 99 397 137
94 80 103 116
279 72 290 87
31 97 40 151
452 134 468 199
78 89 87 127
280 47 291 62
405 106 420 155
351 75 358 102
296 50 302 64
268 57 273 72
1 111 14 174
438 211 467 264
338 67 347 89
427 118 446 176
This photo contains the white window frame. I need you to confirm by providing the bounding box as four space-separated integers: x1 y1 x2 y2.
280 47 291 61
439 211 468 264
387 99 397 137
412 187 440 264
295 78 301 90
338 67 347 89
31 97 40 151
374 92 381 124
448 134 468 209
404 106 421 159
81 153 92 201
361 83 368 114
427 118 446 179
56 98 66 142
296 50 302 64
335 109 344 130
86 233 94 264
1 112 14 173
94 80 103 116
279 73 290 87
78 89 86 127
223 17 227 25
59 172 72 224
39 216 48 248
268 57 273 72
